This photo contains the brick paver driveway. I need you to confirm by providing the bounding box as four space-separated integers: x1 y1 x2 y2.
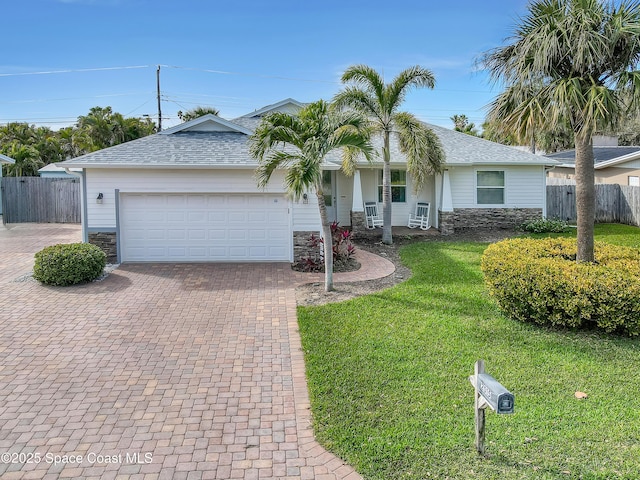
0 224 360 480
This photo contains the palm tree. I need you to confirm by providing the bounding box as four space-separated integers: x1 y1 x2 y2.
483 0 640 262
76 106 126 151
1 142 42 176
178 106 220 122
451 114 479 136
334 65 445 244
249 100 374 292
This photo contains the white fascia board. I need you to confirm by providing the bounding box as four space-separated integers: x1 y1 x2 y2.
0 154 15 164
159 114 253 135
58 163 260 169
594 151 640 169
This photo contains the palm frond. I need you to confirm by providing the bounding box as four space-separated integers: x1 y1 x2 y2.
394 112 444 191
385 66 436 115
341 64 386 104
333 87 384 124
250 99 374 196
255 150 302 188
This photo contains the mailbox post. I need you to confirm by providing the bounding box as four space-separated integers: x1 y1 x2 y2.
469 360 514 455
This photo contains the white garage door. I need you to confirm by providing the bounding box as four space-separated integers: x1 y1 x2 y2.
120 193 291 262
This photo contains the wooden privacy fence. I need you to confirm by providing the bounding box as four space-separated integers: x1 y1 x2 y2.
1 177 80 224
547 184 640 226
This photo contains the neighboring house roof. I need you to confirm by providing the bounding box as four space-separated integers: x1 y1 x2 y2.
60 99 558 169
546 146 640 169
39 163 82 174
240 98 306 118
0 154 15 164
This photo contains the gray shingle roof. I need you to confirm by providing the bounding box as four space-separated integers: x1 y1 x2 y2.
60 107 557 169
546 146 640 165
61 131 257 168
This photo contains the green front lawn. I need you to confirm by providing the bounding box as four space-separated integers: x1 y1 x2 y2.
298 224 640 479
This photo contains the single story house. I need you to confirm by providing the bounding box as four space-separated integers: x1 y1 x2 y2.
59 98 558 263
0 154 16 215
546 136 640 185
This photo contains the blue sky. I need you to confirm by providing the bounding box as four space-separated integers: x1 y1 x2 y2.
1 0 530 130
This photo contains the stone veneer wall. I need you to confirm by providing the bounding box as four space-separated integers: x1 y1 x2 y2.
350 210 377 239
88 232 118 263
438 208 542 235
293 231 321 262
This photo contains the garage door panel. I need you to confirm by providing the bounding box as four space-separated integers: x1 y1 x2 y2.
121 193 291 262
167 211 185 222
187 211 206 222
228 229 248 240
167 229 186 240
249 230 267 240
228 212 246 223
187 195 208 207
166 195 186 207
208 229 227 240
207 212 226 223
147 229 166 240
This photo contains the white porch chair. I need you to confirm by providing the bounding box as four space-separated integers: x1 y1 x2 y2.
364 201 383 229
407 202 431 230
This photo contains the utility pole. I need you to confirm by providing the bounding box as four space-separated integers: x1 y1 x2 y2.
157 65 162 131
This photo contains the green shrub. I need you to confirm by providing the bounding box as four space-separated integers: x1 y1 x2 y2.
481 237 640 336
33 243 107 286
519 217 571 233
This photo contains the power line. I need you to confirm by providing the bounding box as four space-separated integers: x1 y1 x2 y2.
0 65 151 77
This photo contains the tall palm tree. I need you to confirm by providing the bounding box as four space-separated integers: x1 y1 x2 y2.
483 0 640 262
334 65 445 244
249 100 374 292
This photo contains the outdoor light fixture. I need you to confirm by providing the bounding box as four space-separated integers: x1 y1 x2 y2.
302 193 308 204
96 193 104 204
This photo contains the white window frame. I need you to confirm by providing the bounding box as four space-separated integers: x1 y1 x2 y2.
476 170 506 206
378 169 407 203
629 176 640 187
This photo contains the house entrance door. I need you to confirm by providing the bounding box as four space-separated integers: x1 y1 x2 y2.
322 170 337 223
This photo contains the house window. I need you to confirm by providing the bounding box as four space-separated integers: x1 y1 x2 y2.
477 170 505 204
378 170 407 203
629 176 640 187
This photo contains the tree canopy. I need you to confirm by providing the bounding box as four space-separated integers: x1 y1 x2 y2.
483 0 640 262
334 64 444 245
0 107 156 176
177 106 220 122
249 100 374 291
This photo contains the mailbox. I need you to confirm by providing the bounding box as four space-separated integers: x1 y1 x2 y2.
476 373 514 414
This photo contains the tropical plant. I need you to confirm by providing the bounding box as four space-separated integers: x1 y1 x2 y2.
249 100 374 292
177 106 220 122
0 123 64 170
450 114 479 136
334 65 445 244
75 106 126 151
483 0 640 262
1 141 43 176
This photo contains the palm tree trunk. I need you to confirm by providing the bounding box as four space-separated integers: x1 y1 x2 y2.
381 131 393 245
575 134 595 263
316 184 334 292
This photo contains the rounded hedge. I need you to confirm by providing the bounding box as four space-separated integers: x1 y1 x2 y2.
481 237 640 336
33 243 107 286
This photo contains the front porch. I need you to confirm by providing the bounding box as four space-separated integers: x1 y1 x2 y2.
351 225 441 240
